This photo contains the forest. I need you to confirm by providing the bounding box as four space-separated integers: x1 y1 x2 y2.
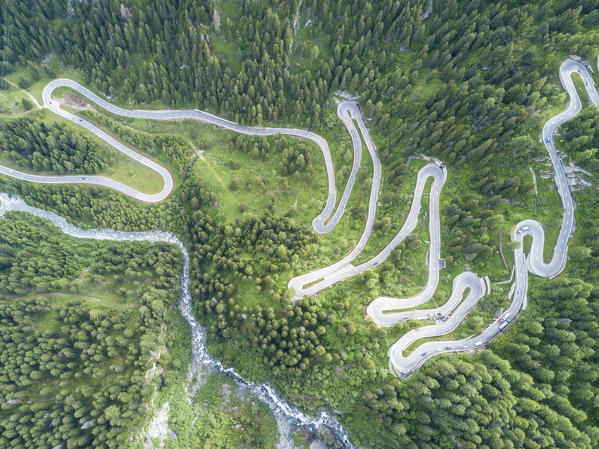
560 106 599 172
0 212 182 448
0 118 111 175
1 0 599 448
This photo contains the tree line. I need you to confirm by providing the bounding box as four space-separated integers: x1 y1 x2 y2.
2 0 599 447
0 118 111 175
0 212 182 448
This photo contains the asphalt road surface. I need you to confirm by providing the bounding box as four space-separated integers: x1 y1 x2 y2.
1 57 596 378
2 79 352 227
371 272 486 325
42 79 359 233
387 272 485 376
315 102 370 234
289 162 448 302
288 103 383 299
381 58 599 377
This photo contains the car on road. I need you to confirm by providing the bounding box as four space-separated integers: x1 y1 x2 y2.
475 341 482 347
545 137 551 143
522 225 529 231
421 352 427 356
577 68 582 73
79 119 82 122
445 346 451 350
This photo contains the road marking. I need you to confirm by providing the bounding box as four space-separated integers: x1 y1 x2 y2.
0 57 597 378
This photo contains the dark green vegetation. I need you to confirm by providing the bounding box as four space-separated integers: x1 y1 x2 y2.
2 0 599 448
0 118 111 174
560 106 599 172
0 113 166 194
0 212 183 448
163 372 279 449
78 110 198 174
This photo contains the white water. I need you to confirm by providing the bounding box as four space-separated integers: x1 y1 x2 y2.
293 0 303 36
0 193 356 449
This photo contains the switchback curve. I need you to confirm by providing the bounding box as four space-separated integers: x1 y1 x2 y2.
1 57 597 382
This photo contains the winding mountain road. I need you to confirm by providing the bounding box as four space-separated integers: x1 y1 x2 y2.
380 58 599 377
289 58 598 377
288 102 383 298
4 79 351 229
0 56 597 380
289 162 447 302
46 79 374 235
0 192 356 449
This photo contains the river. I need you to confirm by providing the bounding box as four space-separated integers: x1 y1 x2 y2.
0 192 356 449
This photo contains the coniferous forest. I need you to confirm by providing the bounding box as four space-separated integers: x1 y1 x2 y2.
1 1 599 448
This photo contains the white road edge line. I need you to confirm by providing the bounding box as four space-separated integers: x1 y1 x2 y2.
1 57 597 378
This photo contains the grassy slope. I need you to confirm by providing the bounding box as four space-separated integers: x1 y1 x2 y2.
40 57 584 370
1 62 164 195
2 17 598 447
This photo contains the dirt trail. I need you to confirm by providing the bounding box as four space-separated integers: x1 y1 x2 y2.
3 78 42 109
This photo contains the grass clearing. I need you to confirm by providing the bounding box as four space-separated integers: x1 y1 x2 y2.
2 52 588 388
99 152 164 194
0 106 165 195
